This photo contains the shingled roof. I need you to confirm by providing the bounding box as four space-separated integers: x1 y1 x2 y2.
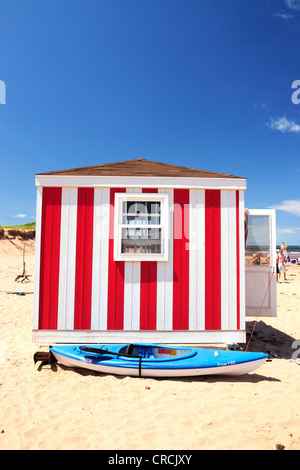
37 158 243 179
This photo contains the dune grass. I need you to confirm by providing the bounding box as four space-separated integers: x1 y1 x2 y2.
1 222 36 230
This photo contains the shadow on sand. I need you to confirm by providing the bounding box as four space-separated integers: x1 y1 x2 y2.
243 320 297 360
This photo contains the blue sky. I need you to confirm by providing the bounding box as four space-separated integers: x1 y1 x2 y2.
0 0 300 245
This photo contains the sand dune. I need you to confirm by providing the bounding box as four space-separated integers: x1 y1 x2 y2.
0 237 299 450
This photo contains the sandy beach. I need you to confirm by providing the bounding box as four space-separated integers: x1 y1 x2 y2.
0 234 299 451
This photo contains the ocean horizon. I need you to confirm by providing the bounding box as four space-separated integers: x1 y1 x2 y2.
277 245 300 256
246 245 300 255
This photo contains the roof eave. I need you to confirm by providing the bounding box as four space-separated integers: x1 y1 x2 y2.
35 173 247 190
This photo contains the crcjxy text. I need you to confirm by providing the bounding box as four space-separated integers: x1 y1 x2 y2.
108 454 193 467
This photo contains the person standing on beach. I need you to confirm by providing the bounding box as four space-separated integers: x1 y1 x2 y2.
278 248 287 281
276 250 279 282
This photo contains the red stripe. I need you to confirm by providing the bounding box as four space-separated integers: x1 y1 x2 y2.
173 189 189 330
39 187 62 329
181 189 189 329
140 188 158 330
205 190 221 330
236 191 240 330
140 261 157 330
74 188 94 330
107 188 125 330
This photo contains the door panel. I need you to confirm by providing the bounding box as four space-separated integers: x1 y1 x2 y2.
245 209 277 317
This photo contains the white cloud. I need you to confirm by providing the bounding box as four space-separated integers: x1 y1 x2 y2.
273 12 294 19
12 213 27 218
277 226 300 234
285 0 300 10
271 200 300 217
267 116 300 133
253 101 267 109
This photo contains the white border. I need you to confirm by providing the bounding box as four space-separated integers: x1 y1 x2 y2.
33 329 246 344
36 175 247 190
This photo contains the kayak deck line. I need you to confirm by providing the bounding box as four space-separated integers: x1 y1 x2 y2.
77 344 198 376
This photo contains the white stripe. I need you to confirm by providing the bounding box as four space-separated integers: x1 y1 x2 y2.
221 191 229 330
33 186 43 330
99 190 110 329
57 188 77 330
66 189 78 330
91 188 110 330
157 188 173 330
123 188 141 330
124 261 141 330
238 190 245 328
189 190 205 330
228 190 237 330
131 262 141 329
189 190 197 330
57 188 70 330
221 190 237 330
124 262 133 330
196 190 205 330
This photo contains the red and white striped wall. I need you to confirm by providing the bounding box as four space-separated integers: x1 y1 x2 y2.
33 186 245 344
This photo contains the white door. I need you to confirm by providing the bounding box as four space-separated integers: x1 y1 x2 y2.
245 209 277 317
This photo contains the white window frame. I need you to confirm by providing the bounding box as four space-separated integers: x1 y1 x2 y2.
114 193 169 262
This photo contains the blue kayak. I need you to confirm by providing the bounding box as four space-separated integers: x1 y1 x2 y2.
50 343 268 377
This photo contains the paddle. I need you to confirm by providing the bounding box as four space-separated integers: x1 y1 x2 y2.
79 345 139 358
79 345 143 376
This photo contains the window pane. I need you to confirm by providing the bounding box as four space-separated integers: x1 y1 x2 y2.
122 201 161 225
121 228 162 254
245 215 271 266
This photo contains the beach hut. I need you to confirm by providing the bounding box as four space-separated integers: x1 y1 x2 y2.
33 158 276 345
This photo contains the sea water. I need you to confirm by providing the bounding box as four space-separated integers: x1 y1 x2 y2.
277 245 300 257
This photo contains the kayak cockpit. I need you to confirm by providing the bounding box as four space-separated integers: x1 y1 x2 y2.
76 344 196 362
117 344 196 361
